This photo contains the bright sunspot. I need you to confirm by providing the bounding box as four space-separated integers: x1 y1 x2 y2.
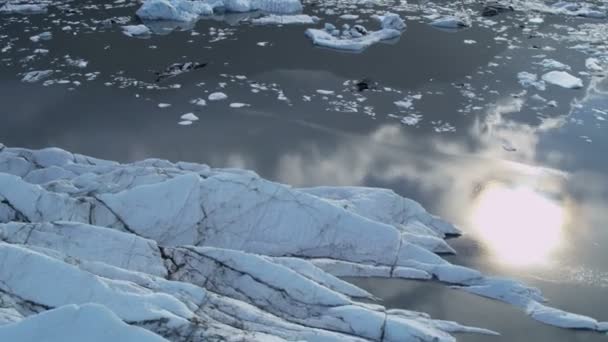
471 183 566 266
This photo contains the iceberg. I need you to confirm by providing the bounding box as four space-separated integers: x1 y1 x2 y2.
136 0 302 22
0 2 48 14
0 145 605 340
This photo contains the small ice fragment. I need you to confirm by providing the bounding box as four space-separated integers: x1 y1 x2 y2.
430 16 468 29
208 92 228 101
21 70 53 83
122 25 151 37
190 98 207 106
316 89 334 95
178 120 193 125
158 103 171 108
230 103 249 108
180 113 199 121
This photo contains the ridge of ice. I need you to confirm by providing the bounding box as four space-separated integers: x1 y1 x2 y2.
0 145 605 339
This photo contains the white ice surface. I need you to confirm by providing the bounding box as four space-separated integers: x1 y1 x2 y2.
0 304 169 342
305 13 405 52
0 145 605 338
542 71 583 89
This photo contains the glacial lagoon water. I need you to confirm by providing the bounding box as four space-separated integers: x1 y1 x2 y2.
1 1 608 340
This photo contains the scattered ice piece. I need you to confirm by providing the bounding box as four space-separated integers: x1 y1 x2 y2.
585 58 603 72
542 71 583 89
190 98 207 106
155 62 206 82
464 39 476 44
430 16 468 29
535 58 570 71
256 41 270 46
178 120 193 125
529 17 544 24
208 92 228 101
158 103 171 108
251 14 318 25
229 103 249 108
517 71 546 91
339 14 359 20
394 100 413 109
0 3 47 14
400 114 422 126
316 89 335 95
29 32 52 43
180 113 199 121
65 56 88 69
122 25 152 37
21 70 53 83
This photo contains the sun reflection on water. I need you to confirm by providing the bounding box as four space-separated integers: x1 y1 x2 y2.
471 183 566 266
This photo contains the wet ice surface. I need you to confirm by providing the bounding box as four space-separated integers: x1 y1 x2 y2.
2 0 608 340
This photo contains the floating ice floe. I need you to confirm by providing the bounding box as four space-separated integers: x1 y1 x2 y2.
155 62 207 82
534 58 571 71
541 71 583 89
548 1 606 19
122 24 152 38
430 16 469 30
251 14 319 25
517 71 546 91
136 0 303 22
21 70 53 83
0 145 606 338
305 12 405 52
29 31 52 43
0 2 48 14
229 102 249 108
180 113 199 121
585 57 604 72
208 91 228 100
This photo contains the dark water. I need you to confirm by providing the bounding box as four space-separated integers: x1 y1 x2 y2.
1 1 607 340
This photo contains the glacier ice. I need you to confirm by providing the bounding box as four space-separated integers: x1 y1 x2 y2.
0 145 605 341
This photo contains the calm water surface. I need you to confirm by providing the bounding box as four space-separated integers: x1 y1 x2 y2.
1 1 607 340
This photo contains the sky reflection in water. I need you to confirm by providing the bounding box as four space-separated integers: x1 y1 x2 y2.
470 183 566 267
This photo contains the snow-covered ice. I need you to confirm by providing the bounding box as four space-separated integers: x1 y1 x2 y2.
0 145 605 340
